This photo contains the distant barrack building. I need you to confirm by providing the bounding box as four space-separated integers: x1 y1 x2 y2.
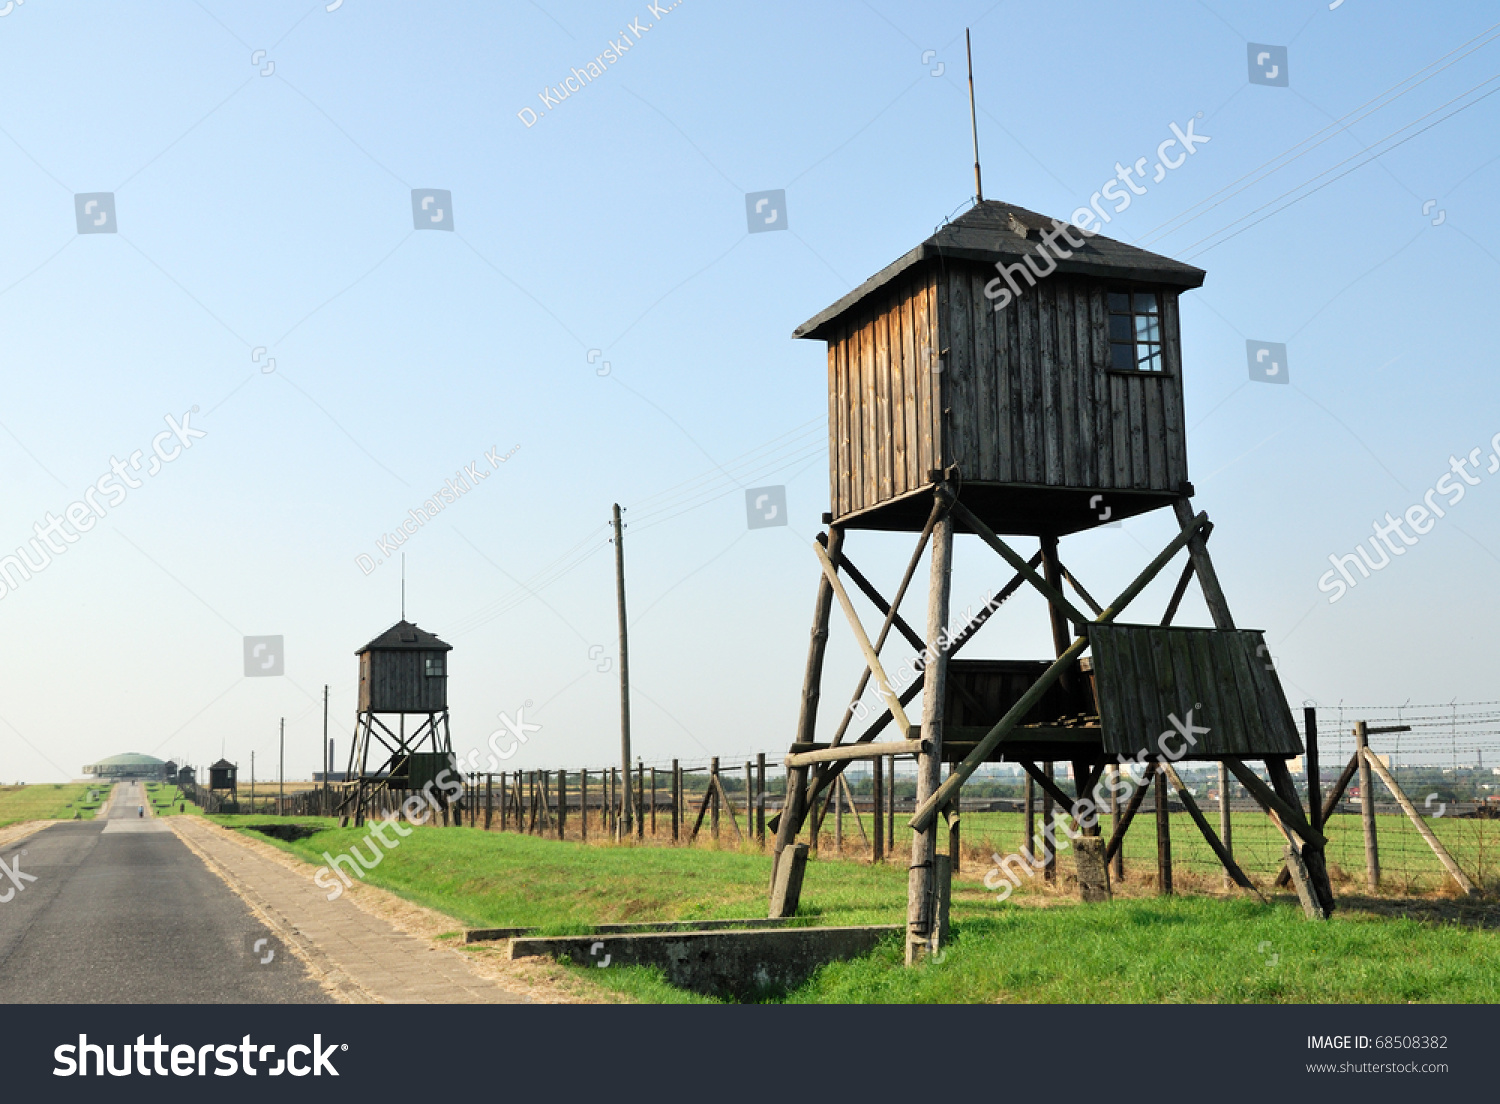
83 752 170 780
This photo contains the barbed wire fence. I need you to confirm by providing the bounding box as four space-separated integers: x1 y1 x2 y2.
254 701 1500 903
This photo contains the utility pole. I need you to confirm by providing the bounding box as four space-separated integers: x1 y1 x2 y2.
613 503 633 840
322 685 330 816
279 717 285 817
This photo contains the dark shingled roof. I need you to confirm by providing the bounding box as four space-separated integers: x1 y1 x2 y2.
356 619 452 654
793 199 1206 341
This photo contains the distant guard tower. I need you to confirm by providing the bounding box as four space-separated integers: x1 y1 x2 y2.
208 758 238 813
338 620 456 827
770 199 1332 961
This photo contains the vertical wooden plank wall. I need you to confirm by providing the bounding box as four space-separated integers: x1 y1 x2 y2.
827 268 1190 521
828 275 941 518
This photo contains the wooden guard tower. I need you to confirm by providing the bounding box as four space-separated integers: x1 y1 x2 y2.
337 619 456 827
769 200 1333 962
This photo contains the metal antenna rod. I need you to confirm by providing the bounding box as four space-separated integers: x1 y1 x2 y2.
401 554 405 620
966 28 983 202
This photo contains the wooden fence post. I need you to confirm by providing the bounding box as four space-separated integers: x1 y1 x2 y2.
636 762 644 841
947 762 960 875
756 753 766 846
1218 761 1231 890
710 758 720 841
1041 762 1055 882
609 768 617 838
1109 764 1123 881
1305 707 1321 834
671 759 680 842
834 772 843 854
557 768 566 839
1356 721 1379 891
485 774 493 831
581 769 588 841
887 755 896 854
1155 768 1173 895
745 761 753 843
872 756 884 862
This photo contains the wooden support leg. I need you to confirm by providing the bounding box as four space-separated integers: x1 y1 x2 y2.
770 528 842 879
872 756 884 863
932 853 952 953
906 502 953 966
1074 837 1112 902
769 843 809 919
1267 758 1334 914
771 766 807 891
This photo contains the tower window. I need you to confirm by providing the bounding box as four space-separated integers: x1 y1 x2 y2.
1107 290 1164 373
425 656 444 678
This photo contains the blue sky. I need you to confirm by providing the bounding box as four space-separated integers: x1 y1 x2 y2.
1 0 1497 781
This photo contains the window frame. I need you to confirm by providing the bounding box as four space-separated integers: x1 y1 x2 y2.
424 655 445 678
1104 286 1171 377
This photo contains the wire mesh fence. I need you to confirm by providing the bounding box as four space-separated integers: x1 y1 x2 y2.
235 701 1500 904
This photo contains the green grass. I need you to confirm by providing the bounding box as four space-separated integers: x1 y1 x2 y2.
215 820 908 931
784 897 1500 1004
202 814 1500 1003
0 783 100 827
144 782 202 817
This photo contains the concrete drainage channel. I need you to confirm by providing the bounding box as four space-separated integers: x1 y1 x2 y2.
240 823 323 842
470 921 902 1001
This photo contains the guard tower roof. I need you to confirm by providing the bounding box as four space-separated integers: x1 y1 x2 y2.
793 199 1206 342
356 619 453 655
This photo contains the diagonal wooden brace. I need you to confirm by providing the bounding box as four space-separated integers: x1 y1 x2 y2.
813 539 912 736
1225 760 1325 847
909 511 1209 832
1362 747 1478 896
1104 763 1156 865
951 501 1091 628
839 555 927 654
1161 762 1264 898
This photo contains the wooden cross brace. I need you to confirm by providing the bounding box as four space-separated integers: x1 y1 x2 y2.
909 504 1210 832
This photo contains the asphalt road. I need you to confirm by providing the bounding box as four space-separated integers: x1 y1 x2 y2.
0 781 330 1003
